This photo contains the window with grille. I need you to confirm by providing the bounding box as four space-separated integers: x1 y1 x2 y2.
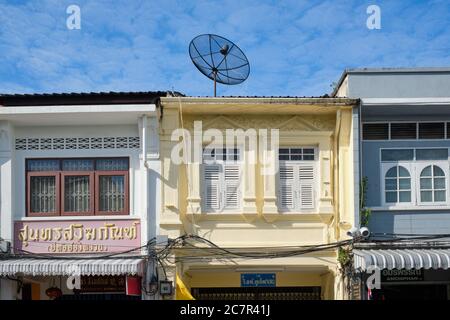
380 148 449 207
26 158 129 216
277 147 317 212
201 148 242 213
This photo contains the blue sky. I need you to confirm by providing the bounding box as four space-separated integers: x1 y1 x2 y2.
0 0 449 96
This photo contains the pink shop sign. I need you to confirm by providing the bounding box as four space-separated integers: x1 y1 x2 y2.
14 219 141 254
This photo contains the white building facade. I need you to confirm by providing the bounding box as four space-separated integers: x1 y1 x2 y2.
0 92 163 300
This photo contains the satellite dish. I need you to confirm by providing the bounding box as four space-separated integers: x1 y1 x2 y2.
189 34 250 96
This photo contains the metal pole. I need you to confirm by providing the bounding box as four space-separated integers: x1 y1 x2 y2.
213 71 217 97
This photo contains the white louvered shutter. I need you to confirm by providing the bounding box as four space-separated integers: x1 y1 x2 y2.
278 165 295 211
223 164 241 210
298 164 315 209
202 164 221 211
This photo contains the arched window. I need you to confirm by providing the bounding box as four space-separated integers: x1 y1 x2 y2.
420 165 446 202
385 166 411 203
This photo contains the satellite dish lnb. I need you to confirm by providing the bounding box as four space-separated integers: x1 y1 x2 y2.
189 34 250 96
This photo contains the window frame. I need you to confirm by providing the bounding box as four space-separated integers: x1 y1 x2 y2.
277 146 318 213
61 171 95 216
26 157 130 217
379 148 449 208
27 171 60 217
381 164 413 207
200 146 243 213
416 163 449 206
95 170 130 216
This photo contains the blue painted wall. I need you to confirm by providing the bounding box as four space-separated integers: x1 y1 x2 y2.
363 139 450 234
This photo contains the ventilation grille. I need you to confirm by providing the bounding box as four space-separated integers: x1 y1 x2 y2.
418 123 445 139
390 123 417 139
362 123 389 140
15 137 140 150
363 122 450 140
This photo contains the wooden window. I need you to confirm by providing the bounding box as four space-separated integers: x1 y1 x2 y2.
201 148 242 213
277 148 317 212
26 158 129 217
27 172 60 217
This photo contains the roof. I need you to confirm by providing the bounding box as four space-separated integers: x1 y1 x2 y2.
0 91 184 106
331 67 450 97
187 95 332 98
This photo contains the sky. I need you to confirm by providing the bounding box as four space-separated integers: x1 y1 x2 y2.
0 0 449 97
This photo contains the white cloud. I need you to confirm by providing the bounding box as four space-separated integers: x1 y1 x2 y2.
0 0 449 96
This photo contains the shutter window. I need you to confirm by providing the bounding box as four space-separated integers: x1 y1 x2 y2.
278 165 295 210
299 165 315 209
201 148 242 213
277 148 317 212
224 165 240 209
203 165 221 211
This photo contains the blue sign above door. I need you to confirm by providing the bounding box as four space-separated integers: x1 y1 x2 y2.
241 273 276 287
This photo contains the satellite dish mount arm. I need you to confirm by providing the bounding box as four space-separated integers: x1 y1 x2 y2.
212 68 218 97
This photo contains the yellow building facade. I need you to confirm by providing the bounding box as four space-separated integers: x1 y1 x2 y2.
159 97 359 300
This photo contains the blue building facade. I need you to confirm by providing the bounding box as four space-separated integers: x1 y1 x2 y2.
334 68 450 300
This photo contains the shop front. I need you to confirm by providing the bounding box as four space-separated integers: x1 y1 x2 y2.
353 248 450 300
0 219 145 300
177 256 341 300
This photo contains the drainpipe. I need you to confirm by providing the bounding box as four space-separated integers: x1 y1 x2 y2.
142 115 149 169
334 109 342 240
141 115 150 300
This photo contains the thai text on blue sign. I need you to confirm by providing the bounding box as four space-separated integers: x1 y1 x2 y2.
241 273 276 287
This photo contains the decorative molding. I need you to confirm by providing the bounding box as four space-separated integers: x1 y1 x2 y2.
182 115 336 131
15 137 140 151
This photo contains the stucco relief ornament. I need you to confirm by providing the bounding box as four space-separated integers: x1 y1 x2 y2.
310 116 335 130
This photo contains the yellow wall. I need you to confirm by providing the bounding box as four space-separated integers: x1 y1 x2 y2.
159 97 357 300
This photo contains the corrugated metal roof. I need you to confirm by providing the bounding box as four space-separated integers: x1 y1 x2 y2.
0 258 145 276
0 91 184 106
353 249 450 271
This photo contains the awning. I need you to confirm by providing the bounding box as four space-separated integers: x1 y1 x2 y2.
353 249 450 271
0 258 145 277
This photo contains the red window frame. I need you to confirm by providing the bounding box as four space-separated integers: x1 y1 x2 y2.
27 171 60 217
61 172 95 216
26 158 129 217
95 171 129 216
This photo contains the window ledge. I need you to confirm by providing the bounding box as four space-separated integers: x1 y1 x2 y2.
18 215 136 221
185 212 334 222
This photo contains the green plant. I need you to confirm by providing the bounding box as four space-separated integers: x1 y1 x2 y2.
360 177 371 227
337 247 351 268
